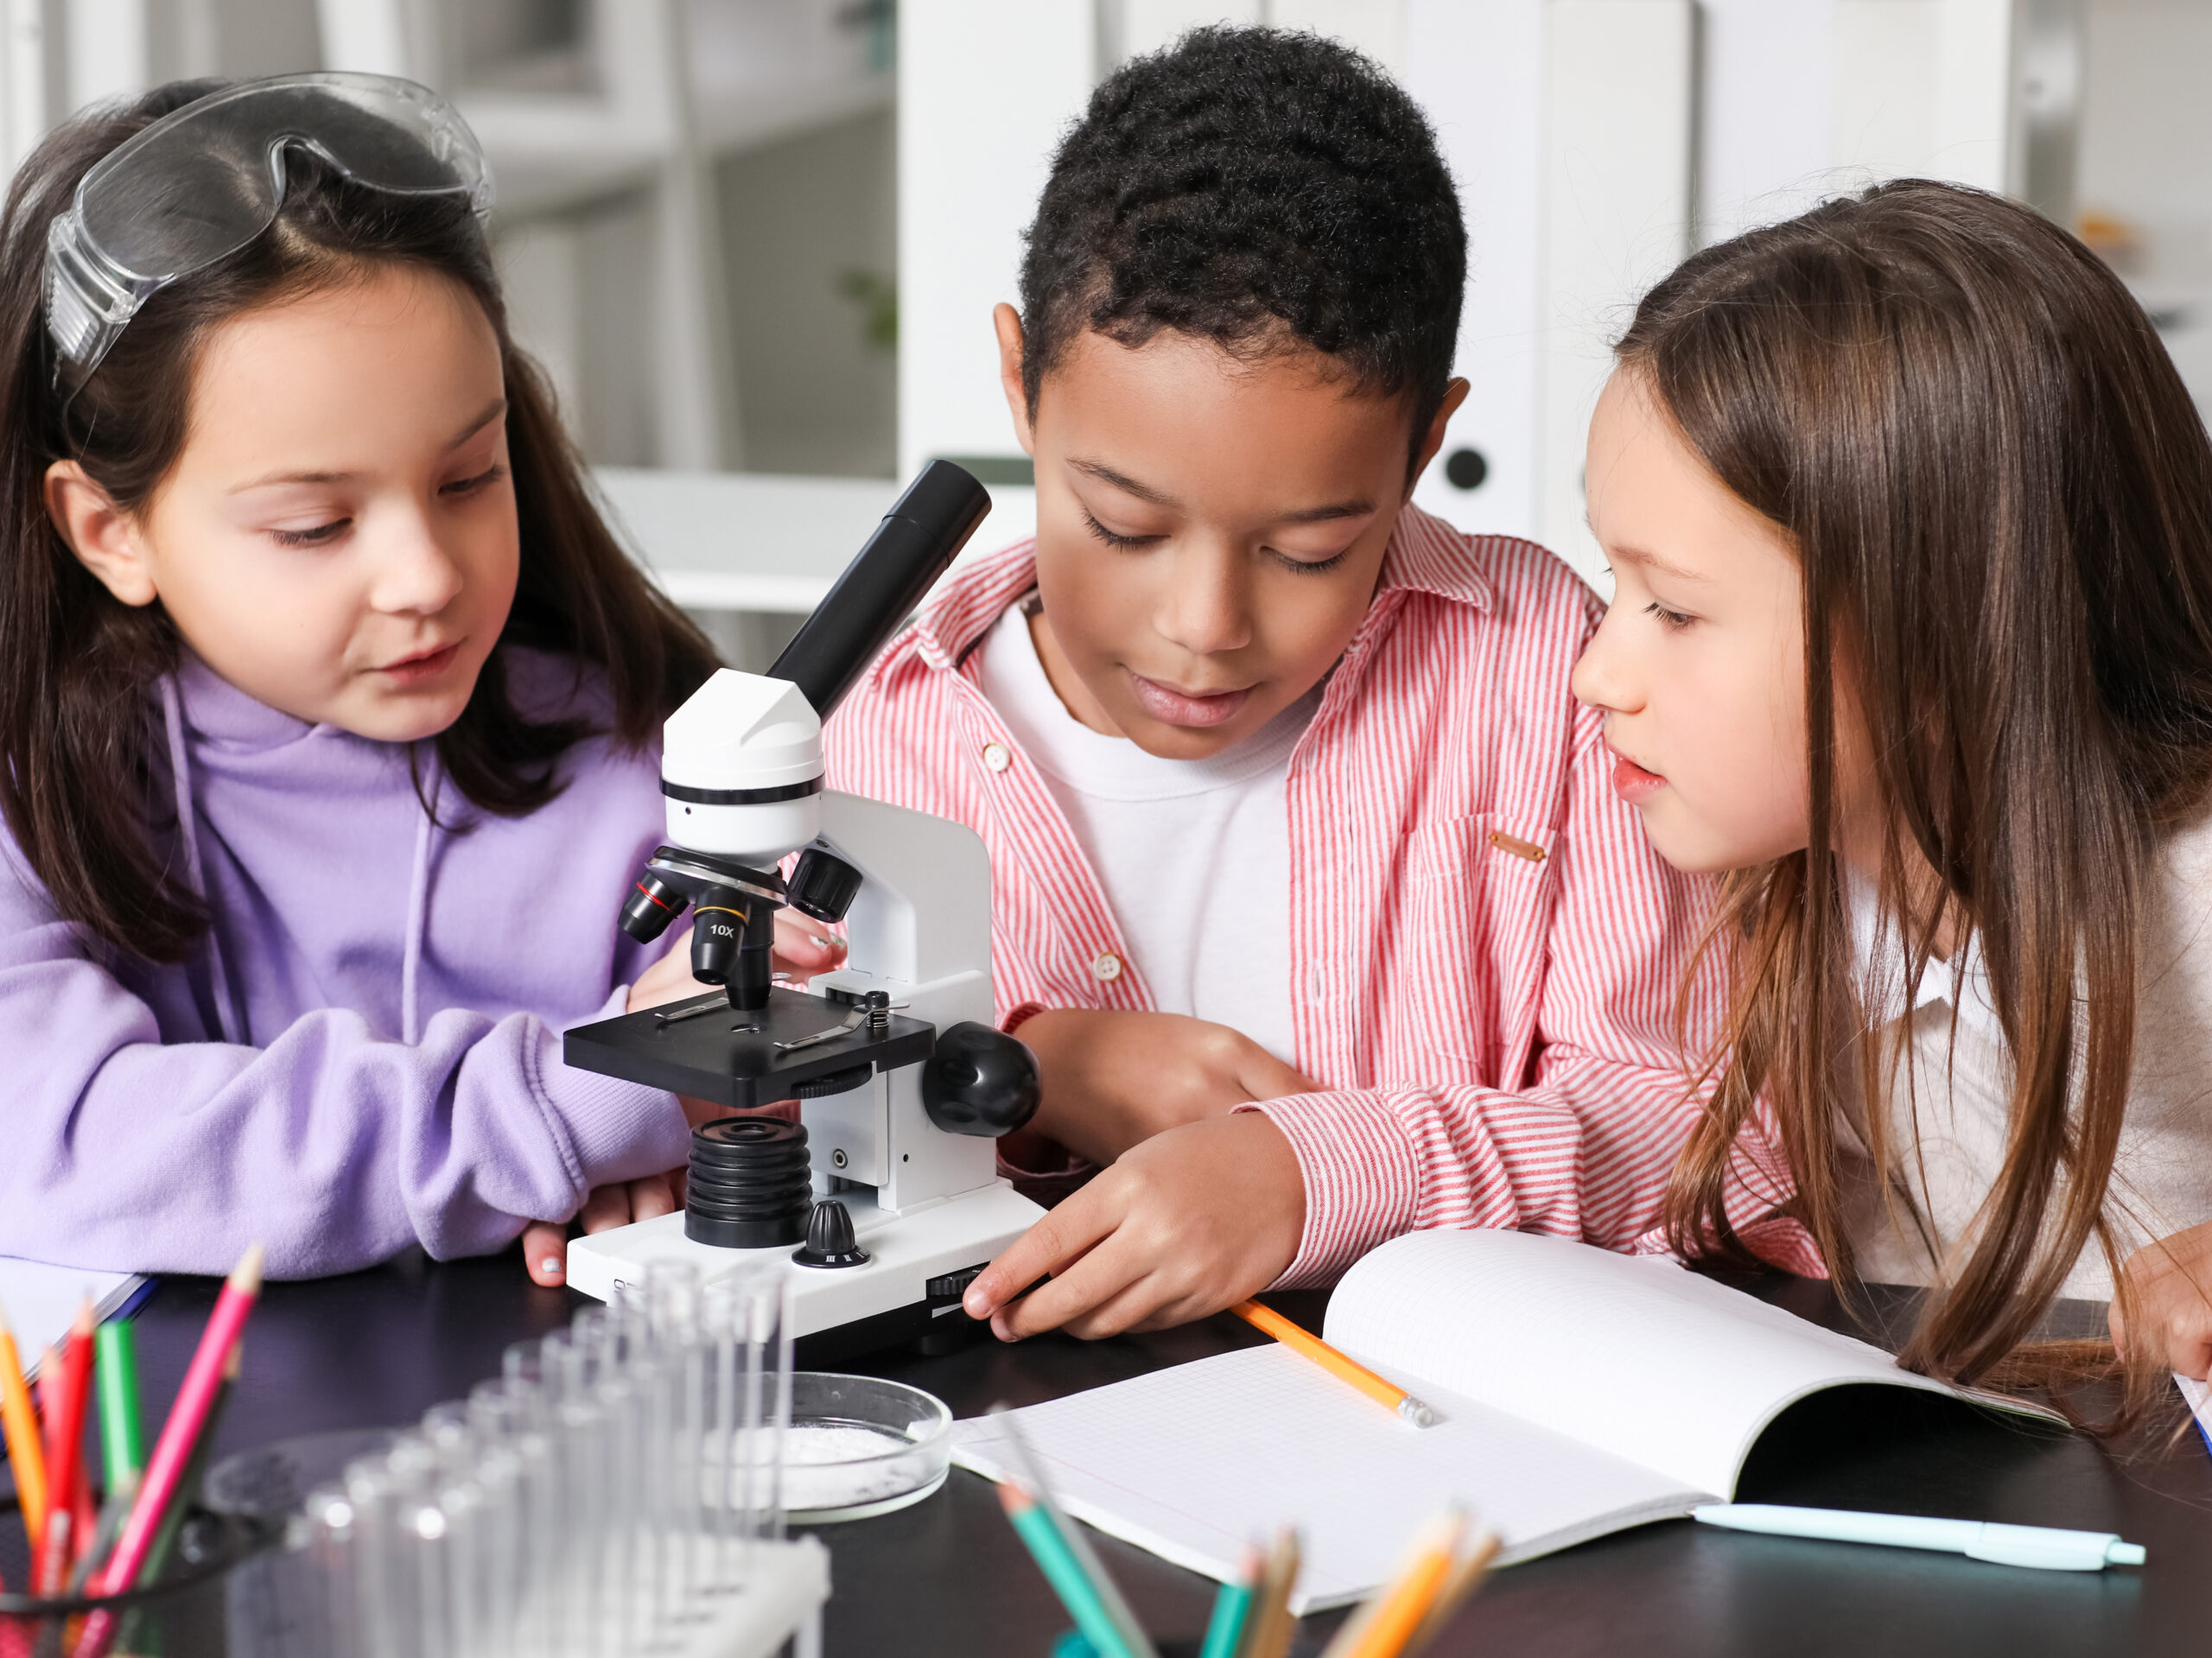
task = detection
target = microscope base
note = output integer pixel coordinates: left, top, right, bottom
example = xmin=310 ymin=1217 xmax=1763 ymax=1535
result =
xmin=564 ymin=1180 xmax=1046 ymax=1361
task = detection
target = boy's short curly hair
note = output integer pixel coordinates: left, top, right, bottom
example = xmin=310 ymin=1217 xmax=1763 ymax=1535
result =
xmin=1018 ymin=26 xmax=1465 ymax=463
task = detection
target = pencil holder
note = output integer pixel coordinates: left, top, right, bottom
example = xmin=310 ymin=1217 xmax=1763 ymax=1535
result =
xmin=0 ymin=1491 xmax=275 ymax=1655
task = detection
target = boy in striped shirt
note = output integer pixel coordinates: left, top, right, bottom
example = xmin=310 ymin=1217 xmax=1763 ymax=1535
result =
xmin=828 ymin=27 xmax=1725 ymax=1337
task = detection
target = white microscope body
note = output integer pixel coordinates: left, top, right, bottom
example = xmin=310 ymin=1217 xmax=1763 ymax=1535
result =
xmin=562 ymin=465 xmax=1046 ymax=1356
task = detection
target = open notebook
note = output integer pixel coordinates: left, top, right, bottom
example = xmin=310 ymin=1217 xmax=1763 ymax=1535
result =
xmin=952 ymin=1229 xmax=2057 ymax=1613
xmin=0 ymin=1257 xmax=147 ymax=1380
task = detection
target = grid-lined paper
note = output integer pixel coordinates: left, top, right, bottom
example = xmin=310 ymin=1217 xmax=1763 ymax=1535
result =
xmin=951 ymin=1344 xmax=1701 ymax=1613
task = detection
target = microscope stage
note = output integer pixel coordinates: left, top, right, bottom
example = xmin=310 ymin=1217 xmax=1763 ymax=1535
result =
xmin=564 ymin=984 xmax=936 ymax=1109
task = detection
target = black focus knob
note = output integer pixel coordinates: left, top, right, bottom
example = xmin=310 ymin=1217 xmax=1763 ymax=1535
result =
xmin=921 ymin=1022 xmax=1041 ymax=1137
xmin=791 ymin=1198 xmax=870 ymax=1268
xmin=786 ymin=848 xmax=863 ymax=924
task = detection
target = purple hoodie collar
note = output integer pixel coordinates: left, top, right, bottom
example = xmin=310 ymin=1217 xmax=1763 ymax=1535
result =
xmin=171 ymin=650 xmax=323 ymax=753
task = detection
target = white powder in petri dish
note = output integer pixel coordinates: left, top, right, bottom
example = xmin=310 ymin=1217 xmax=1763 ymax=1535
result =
xmin=779 ymin=1421 xmax=925 ymax=1513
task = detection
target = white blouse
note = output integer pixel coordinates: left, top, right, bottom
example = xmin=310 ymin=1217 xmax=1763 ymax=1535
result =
xmin=1839 ymin=816 xmax=2212 ymax=1300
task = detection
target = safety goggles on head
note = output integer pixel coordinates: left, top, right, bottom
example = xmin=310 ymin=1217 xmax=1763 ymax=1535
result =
xmin=45 ymin=71 xmax=493 ymax=395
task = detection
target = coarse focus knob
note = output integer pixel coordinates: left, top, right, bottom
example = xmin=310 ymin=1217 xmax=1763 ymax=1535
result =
xmin=785 ymin=847 xmax=863 ymax=924
xmin=791 ymin=1199 xmax=870 ymax=1269
xmin=920 ymin=1022 xmax=1041 ymax=1137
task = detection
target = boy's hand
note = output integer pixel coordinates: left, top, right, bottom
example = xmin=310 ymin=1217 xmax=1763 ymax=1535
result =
xmin=1019 ymin=1009 xmax=1317 ymax=1165
xmin=624 ymin=912 xmax=847 ymax=1014
xmin=2111 ymin=1220 xmax=2212 ymax=1380
xmin=963 ymin=1112 xmax=1306 ymax=1338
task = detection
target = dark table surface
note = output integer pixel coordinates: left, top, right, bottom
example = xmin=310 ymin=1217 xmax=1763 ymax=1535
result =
xmin=60 ymin=1248 xmax=2212 ymax=1657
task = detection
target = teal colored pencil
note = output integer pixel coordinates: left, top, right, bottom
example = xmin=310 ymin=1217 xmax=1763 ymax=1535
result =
xmin=1198 ymin=1564 xmax=1255 ymax=1658
xmin=999 ymin=1483 xmax=1140 ymax=1658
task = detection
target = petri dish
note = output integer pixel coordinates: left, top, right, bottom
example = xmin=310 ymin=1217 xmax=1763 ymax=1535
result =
xmin=780 ymin=1372 xmax=952 ymax=1524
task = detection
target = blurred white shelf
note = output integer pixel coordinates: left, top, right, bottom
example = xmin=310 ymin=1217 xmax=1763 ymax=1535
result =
xmin=594 ymin=467 xmax=1038 ymax=615
xmin=470 ymin=73 xmax=893 ymax=218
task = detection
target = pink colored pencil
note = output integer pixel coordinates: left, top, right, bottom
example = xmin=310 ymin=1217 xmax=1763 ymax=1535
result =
xmin=71 ymin=1243 xmax=263 ymax=1658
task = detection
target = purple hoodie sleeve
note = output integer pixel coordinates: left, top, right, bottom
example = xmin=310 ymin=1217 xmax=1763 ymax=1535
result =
xmin=0 ymin=873 xmax=693 ymax=1280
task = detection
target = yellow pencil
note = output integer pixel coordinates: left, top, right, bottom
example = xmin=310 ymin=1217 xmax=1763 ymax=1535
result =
xmin=1403 ymin=1533 xmax=1499 ymax=1656
xmin=1229 ymin=1302 xmax=1439 ymax=1427
xmin=0 ymin=1296 xmax=48 ymax=1559
xmin=1334 ymin=1509 xmax=1465 ymax=1658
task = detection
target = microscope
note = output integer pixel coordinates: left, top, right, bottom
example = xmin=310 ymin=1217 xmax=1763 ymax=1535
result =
xmin=563 ymin=462 xmax=1047 ymax=1358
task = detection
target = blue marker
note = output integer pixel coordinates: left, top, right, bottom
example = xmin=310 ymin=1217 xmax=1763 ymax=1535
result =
xmin=1693 ymin=1505 xmax=2146 ymax=1572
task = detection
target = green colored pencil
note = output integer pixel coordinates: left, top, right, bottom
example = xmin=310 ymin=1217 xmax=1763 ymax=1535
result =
xmin=94 ymin=1321 xmax=147 ymax=1486
xmin=999 ymin=1482 xmax=1140 ymax=1658
xmin=1198 ymin=1550 xmax=1258 ymax=1658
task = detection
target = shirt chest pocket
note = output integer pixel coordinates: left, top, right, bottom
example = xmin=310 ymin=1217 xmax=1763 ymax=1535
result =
xmin=1381 ymin=812 xmax=1555 ymax=1072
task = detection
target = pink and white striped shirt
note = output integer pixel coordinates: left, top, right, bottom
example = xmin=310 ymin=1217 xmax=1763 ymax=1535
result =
xmin=825 ymin=504 xmax=1766 ymax=1286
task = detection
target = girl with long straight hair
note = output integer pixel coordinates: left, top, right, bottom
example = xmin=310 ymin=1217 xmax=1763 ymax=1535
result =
xmin=1573 ymin=177 xmax=2212 ymax=1414
xmin=0 ymin=77 xmax=836 ymax=1280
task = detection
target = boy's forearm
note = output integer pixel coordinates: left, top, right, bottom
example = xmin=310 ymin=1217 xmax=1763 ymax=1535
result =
xmin=1247 ymin=1053 xmax=1700 ymax=1286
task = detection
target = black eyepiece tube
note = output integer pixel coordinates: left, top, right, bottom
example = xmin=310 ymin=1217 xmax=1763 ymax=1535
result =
xmin=766 ymin=460 xmax=990 ymax=717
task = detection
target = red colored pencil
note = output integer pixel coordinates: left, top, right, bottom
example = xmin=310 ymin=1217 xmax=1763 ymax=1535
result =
xmin=32 ymin=1302 xmax=94 ymax=1596
xmin=72 ymin=1243 xmax=263 ymax=1658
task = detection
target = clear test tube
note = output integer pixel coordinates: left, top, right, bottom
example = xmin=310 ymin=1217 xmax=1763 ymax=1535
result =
xmin=729 ymin=1267 xmax=792 ymax=1555
xmin=477 ymin=1380 xmax=556 ymax=1658
xmin=501 ymin=1337 xmax=543 ymax=1394
xmin=545 ymin=1331 xmax=613 ymax=1657
xmin=645 ymin=1260 xmax=706 ymax=1593
xmin=698 ymin=1274 xmax=742 ymax=1565
xmin=301 ymin=1482 xmax=360 ymax=1658
xmin=466 ymin=1380 xmax=537 ymax=1653
xmin=345 ymin=1439 xmax=432 ymax=1658
xmin=378 ymin=1434 xmax=455 ymax=1658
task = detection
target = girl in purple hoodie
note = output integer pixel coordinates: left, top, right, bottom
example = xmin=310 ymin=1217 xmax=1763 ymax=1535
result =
xmin=0 ymin=79 xmax=833 ymax=1280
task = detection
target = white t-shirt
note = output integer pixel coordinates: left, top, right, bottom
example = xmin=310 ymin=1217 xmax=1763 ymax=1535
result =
xmin=1840 ymin=818 xmax=2212 ymax=1299
xmin=977 ymin=599 xmax=1315 ymax=1064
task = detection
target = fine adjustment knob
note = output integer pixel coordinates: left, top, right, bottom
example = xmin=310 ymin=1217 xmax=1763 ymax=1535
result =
xmin=921 ymin=1022 xmax=1041 ymax=1137
xmin=791 ymin=1198 xmax=871 ymax=1269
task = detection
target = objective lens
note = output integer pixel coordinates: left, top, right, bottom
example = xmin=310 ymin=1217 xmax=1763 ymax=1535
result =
xmin=690 ymin=906 xmax=746 ymax=984
xmin=620 ymin=872 xmax=686 ymax=942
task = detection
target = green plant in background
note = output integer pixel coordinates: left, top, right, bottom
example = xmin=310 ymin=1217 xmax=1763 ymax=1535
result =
xmin=836 ymin=0 xmax=897 ymax=76
xmin=838 ymin=270 xmax=898 ymax=353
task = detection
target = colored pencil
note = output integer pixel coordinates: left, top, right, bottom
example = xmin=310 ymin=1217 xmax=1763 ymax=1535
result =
xmin=1228 ymin=1302 xmax=1439 ymax=1427
xmin=1198 ymin=1548 xmax=1260 ymax=1658
xmin=66 ymin=1471 xmax=140 ymax=1596
xmin=131 ymin=1342 xmax=239 ymax=1591
xmin=92 ymin=1324 xmax=144 ymax=1490
xmin=1236 ymin=1528 xmax=1301 ymax=1658
xmin=988 ymin=1407 xmax=1158 ymax=1658
xmin=1322 ymin=1509 xmax=1464 ymax=1658
xmin=1402 ymin=1532 xmax=1499 ymax=1656
xmin=105 ymin=1344 xmax=240 ymax=1658
xmin=74 ymin=1242 xmax=263 ymax=1658
xmin=0 ymin=1299 xmax=48 ymax=1560
xmin=32 ymin=1304 xmax=94 ymax=1596
xmin=999 ymin=1483 xmax=1141 ymax=1658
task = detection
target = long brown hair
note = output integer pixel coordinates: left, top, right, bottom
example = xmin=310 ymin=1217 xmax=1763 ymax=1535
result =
xmin=1632 ymin=180 xmax=2212 ymax=1407
xmin=0 ymin=82 xmax=718 ymax=963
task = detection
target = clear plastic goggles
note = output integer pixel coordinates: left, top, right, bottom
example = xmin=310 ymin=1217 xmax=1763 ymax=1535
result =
xmin=44 ymin=72 xmax=493 ymax=393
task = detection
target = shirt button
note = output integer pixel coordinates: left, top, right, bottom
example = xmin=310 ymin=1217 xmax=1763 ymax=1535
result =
xmin=1091 ymin=951 xmax=1122 ymax=982
xmin=981 ymin=742 xmax=1011 ymax=773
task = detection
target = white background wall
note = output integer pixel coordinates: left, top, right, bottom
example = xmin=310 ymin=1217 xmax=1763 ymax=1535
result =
xmin=898 ymin=0 xmax=2047 ymax=590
